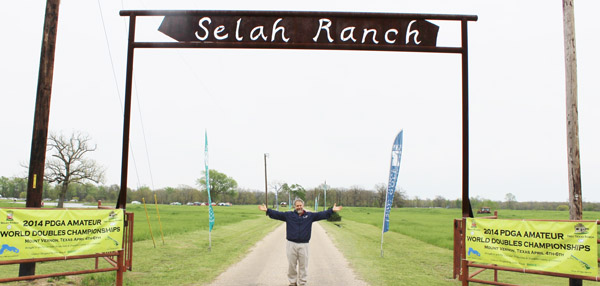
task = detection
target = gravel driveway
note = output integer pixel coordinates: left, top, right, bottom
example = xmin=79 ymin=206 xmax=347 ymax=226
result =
xmin=209 ymin=221 xmax=368 ymax=286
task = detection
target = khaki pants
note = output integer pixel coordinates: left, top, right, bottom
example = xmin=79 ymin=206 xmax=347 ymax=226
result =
xmin=286 ymin=240 xmax=309 ymax=285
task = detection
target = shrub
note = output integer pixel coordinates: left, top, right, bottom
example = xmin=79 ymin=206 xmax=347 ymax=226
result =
xmin=556 ymin=205 xmax=569 ymax=211
xmin=327 ymin=211 xmax=342 ymax=222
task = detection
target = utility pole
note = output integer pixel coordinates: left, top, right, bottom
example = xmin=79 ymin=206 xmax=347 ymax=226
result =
xmin=275 ymin=188 xmax=279 ymax=210
xmin=324 ymin=180 xmax=327 ymax=209
xmin=27 ymin=0 xmax=61 ymax=210
xmin=563 ymin=1 xmax=582 ymax=285
xmin=21 ymin=0 xmax=61 ymax=277
xmin=264 ymin=153 xmax=268 ymax=206
xmin=273 ymin=184 xmax=282 ymax=211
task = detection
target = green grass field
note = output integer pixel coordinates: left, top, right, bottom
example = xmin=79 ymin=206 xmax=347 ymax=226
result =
xmin=124 ymin=204 xmax=266 ymax=242
xmin=330 ymin=207 xmax=600 ymax=285
xmin=343 ymin=207 xmax=600 ymax=251
xmin=1 ymin=202 xmax=599 ymax=285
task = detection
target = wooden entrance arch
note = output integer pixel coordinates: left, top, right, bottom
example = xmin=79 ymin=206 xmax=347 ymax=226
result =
xmin=117 ymin=10 xmax=478 ymax=219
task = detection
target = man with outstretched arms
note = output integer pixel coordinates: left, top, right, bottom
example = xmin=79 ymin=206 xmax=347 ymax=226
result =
xmin=258 ymin=198 xmax=342 ymax=286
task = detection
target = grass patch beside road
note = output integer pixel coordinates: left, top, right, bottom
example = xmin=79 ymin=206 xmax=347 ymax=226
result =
xmin=326 ymin=208 xmax=600 ymax=285
xmin=339 ymin=207 xmax=461 ymax=250
xmin=320 ymin=219 xmax=461 ymax=286
xmin=0 ymin=205 xmax=280 ymax=285
xmin=340 ymin=207 xmax=600 ymax=251
xmin=126 ymin=204 xmax=265 ymax=242
xmin=320 ymin=219 xmax=592 ymax=285
xmin=2 ymin=203 xmax=600 ymax=285
xmin=105 ymin=216 xmax=281 ymax=285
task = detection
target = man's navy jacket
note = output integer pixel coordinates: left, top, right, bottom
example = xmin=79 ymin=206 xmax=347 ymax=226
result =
xmin=266 ymin=208 xmax=333 ymax=243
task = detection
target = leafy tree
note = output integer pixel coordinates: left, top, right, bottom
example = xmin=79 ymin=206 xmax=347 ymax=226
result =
xmin=433 ymin=195 xmax=446 ymax=208
xmin=0 ymin=177 xmax=27 ymax=198
xmin=164 ymin=187 xmax=177 ymax=203
xmin=130 ymin=186 xmax=154 ymax=203
xmin=392 ymin=188 xmax=407 ymax=208
xmin=0 ymin=176 xmax=8 ymax=197
xmin=454 ymin=199 xmax=461 ymax=209
xmin=282 ymin=183 xmax=305 ymax=201
xmin=44 ymin=132 xmax=104 ymax=208
xmin=178 ymin=185 xmax=201 ymax=203
xmin=196 ymin=169 xmax=238 ymax=202
xmin=413 ymin=196 xmax=421 ymax=208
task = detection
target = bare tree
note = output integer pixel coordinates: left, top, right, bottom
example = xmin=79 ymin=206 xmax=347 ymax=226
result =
xmin=269 ymin=181 xmax=284 ymax=208
xmin=375 ymin=183 xmax=386 ymax=208
xmin=505 ymin=193 xmax=517 ymax=210
xmin=45 ymin=132 xmax=104 ymax=208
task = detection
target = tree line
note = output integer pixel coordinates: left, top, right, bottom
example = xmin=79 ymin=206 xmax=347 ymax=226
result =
xmin=8 ymin=131 xmax=597 ymax=211
xmin=0 ymin=175 xmax=406 ymax=208
xmin=2 ymin=176 xmax=600 ymax=212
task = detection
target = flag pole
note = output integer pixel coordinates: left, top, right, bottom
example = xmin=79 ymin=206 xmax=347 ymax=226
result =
xmin=205 ymin=130 xmax=215 ymax=251
xmin=381 ymin=185 xmax=390 ymax=257
xmin=380 ymin=212 xmax=386 ymax=257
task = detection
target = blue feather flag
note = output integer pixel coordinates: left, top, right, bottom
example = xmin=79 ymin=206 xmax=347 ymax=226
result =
xmin=383 ymin=130 xmax=403 ymax=233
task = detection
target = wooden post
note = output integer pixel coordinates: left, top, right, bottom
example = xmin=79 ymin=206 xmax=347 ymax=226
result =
xmin=563 ymin=1 xmax=582 ymax=285
xmin=21 ymin=0 xmax=61 ymax=277
xmin=460 ymin=19 xmax=473 ymax=219
xmin=563 ymin=0 xmax=582 ymax=228
xmin=117 ymin=15 xmax=137 ymax=210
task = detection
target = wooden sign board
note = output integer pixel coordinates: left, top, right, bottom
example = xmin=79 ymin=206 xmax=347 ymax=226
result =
xmin=158 ymin=11 xmax=439 ymax=50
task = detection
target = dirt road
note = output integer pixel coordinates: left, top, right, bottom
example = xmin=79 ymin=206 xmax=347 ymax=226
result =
xmin=209 ymin=221 xmax=368 ymax=286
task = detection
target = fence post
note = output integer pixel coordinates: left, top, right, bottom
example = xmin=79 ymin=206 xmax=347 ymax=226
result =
xmin=461 ymin=259 xmax=469 ymax=286
xmin=453 ymin=219 xmax=461 ymax=279
xmin=116 ymin=250 xmax=124 ymax=286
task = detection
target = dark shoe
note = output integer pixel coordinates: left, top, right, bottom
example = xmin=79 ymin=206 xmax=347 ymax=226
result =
xmin=288 ymin=283 xmax=297 ymax=286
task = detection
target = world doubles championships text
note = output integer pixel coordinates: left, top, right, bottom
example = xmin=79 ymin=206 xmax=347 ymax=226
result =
xmin=0 ymin=226 xmax=121 ymax=237
xmin=467 ymin=236 xmax=591 ymax=252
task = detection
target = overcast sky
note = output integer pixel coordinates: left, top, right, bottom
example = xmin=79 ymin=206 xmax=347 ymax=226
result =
xmin=1 ymin=1 xmax=598 ymax=202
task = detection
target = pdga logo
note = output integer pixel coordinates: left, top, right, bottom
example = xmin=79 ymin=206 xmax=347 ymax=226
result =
xmin=107 ymin=210 xmax=118 ymax=221
xmin=6 ymin=211 xmax=13 ymax=222
xmin=574 ymin=223 xmax=589 ymax=234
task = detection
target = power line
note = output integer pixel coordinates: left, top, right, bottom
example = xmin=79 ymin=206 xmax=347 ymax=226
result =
xmin=126 ymin=0 xmax=155 ymax=191
xmin=96 ymin=0 xmax=143 ymax=188
xmin=133 ymin=78 xmax=156 ymax=190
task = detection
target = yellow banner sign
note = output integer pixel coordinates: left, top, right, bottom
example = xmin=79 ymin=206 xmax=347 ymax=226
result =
xmin=465 ymin=218 xmax=598 ymax=276
xmin=0 ymin=209 xmax=124 ymax=261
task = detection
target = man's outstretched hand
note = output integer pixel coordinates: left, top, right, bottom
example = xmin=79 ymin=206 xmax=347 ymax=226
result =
xmin=332 ymin=203 xmax=343 ymax=212
xmin=258 ymin=204 xmax=267 ymax=212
